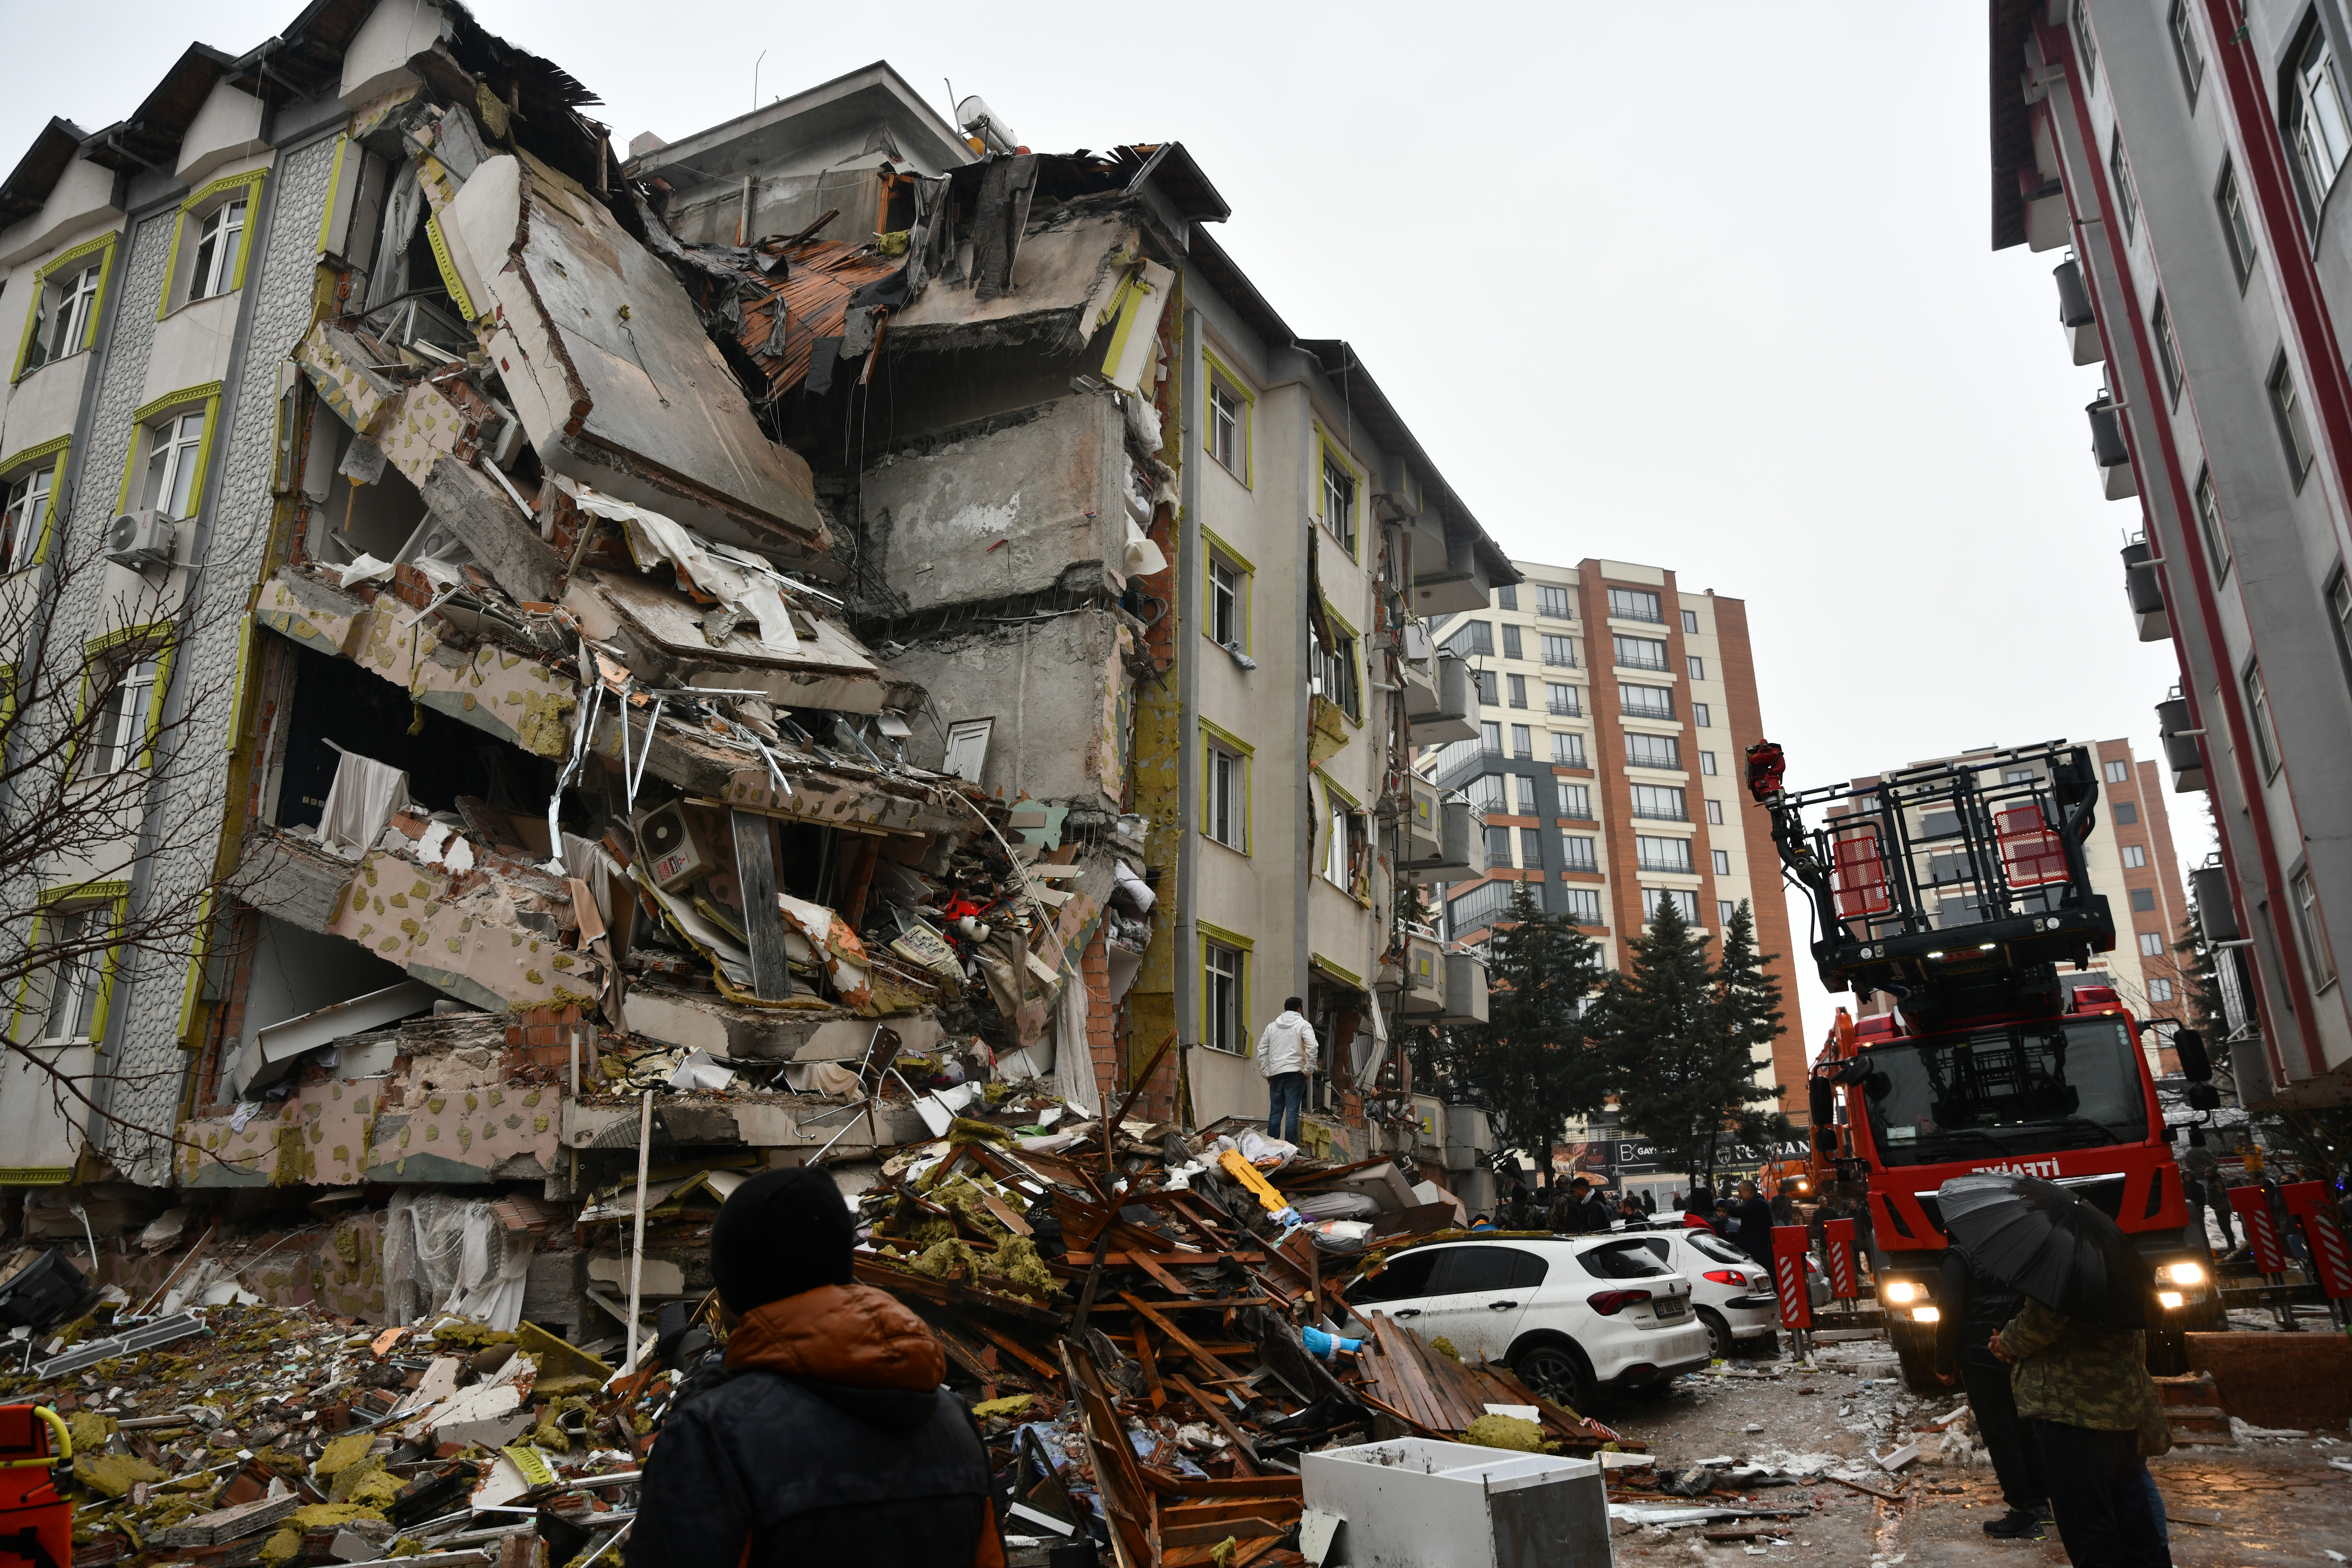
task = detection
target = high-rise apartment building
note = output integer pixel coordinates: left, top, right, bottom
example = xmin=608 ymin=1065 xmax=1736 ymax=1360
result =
xmin=1987 ymin=1 xmax=2352 ymax=1105
xmin=1418 ymin=559 xmax=1807 ymax=1119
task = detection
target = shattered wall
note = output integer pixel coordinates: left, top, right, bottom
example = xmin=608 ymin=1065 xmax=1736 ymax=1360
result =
xmin=888 ymin=610 xmax=1133 ymax=808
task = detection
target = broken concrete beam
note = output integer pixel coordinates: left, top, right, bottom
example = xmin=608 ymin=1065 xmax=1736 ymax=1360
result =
xmin=329 ymin=849 xmax=599 ymax=1014
xmin=420 ymin=456 xmax=564 ymax=604
xmin=560 ymin=1093 xmax=928 ymax=1153
xmin=620 ymin=989 xmax=942 ymax=1061
xmin=235 ymin=826 xmax=365 ymax=934
xmin=294 ymin=322 xmax=479 ymax=489
xmin=886 ymin=609 xmax=1133 ymax=806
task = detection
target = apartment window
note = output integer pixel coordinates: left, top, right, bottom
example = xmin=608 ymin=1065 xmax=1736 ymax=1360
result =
xmin=1630 ymin=784 xmax=1687 ymax=821
xmin=2153 ymin=295 xmax=2184 ymax=406
xmin=23 ymin=261 xmax=103 ymax=373
xmin=2110 ymin=130 xmax=2139 ymax=240
xmin=1558 ymin=781 xmax=1593 ymax=820
xmin=0 ymin=464 xmax=55 ymax=573
xmin=2122 ymin=844 xmax=2150 ymax=869
xmin=1206 ymin=744 xmax=1246 ymax=849
xmin=143 ymin=409 xmax=209 ymax=520
xmin=187 ymin=197 xmax=248 ymax=304
xmin=1209 ymin=554 xmax=1244 ymax=648
xmin=2074 ymin=0 xmax=2098 ymax=85
xmin=1468 ymin=772 xmax=1507 ymax=812
xmin=2290 ymin=22 xmax=2352 ymax=212
xmin=2139 ymin=931 xmax=2166 ymax=958
xmin=1563 ymin=887 xmax=1603 ymax=926
xmin=1644 ymin=887 xmax=1700 ymax=923
xmin=1324 ymin=797 xmax=1366 ymax=892
xmin=88 ymin=650 xmax=160 ymax=776
xmin=1506 ymin=674 xmax=1527 ymax=709
xmin=1692 ymin=702 xmax=1711 ymax=728
xmin=1609 ymin=587 xmax=1663 ymax=623
xmin=2150 ymin=976 xmax=2176 ymax=1002
xmin=2331 ymin=569 xmax=2352 ymax=694
xmin=1204 ymin=944 xmax=1244 ymax=1054
xmin=1625 ymin=732 xmax=1680 ymax=770
xmin=1446 ymin=620 xmax=1495 ymax=658
xmin=1718 ymin=899 xmax=1737 ymax=926
xmin=2169 ymin=0 xmax=2206 ymax=99
xmin=1681 ymin=609 xmax=1700 ymax=634
xmin=2246 ymin=660 xmax=2283 ymax=778
xmin=36 ymin=906 xmax=112 ymax=1045
xmin=1473 ymin=669 xmax=1498 ymax=707
xmin=1510 ymin=724 xmax=1532 ymax=759
xmin=1321 ymin=454 xmax=1358 ymax=553
xmin=2195 ymin=468 xmax=2232 ymax=582
xmin=1501 ymin=624 xmax=1523 ymax=661
xmin=1620 ymin=683 xmax=1675 ymax=720
xmin=1686 ymin=655 xmax=1705 ymax=681
xmin=1712 ymin=849 xmax=1732 ymax=876
xmin=2125 ymin=888 xmax=2157 ymax=915
xmin=1546 ymin=682 xmax=1579 ymax=716
xmin=2217 ymin=161 xmax=2258 ymax=285
xmin=1517 ymin=774 xmax=1541 ymax=814
xmin=1637 ymin=835 xmax=1692 ymax=873
xmin=1701 ymin=751 xmax=1721 ymax=776
xmin=1540 ymin=634 xmax=1576 ymax=668
xmin=1518 ymin=827 xmax=1544 ymax=869
xmin=1479 ymin=719 xmax=1502 ymax=754
xmin=1552 ymin=731 xmax=1585 ymax=767
xmin=2115 ymin=800 xmax=2139 ymax=825
xmin=1313 ymin=626 xmax=1360 ymax=721
xmin=1537 ymin=585 xmax=1572 ymax=619
xmin=1613 ymin=635 xmax=1669 ymax=671
xmin=1562 ymin=833 xmax=1597 ymax=872
xmin=1495 ymin=585 xmax=1518 ymax=612
xmin=1209 ymin=377 xmax=1248 ymax=478
xmin=1706 ymin=798 xmax=1724 ymax=825
xmin=2292 ymin=865 xmax=2338 ymax=988
xmin=1485 ymin=825 xmax=1514 ymax=868
xmin=2102 ymin=759 xmax=2131 ymax=784
xmin=2269 ymin=354 xmax=2316 ymax=487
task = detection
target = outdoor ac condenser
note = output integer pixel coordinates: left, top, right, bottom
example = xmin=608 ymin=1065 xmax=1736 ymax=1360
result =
xmin=104 ymin=509 xmax=174 ymax=570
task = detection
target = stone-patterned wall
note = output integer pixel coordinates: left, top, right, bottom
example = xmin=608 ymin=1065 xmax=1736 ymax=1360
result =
xmin=90 ymin=133 xmax=341 ymax=1183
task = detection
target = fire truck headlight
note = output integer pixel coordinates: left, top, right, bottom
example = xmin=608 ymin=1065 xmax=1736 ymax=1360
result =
xmin=2164 ymin=1262 xmax=2205 ymax=1286
xmin=2157 ymin=1290 xmax=2184 ymax=1309
xmin=1911 ymin=1306 xmax=1941 ymax=1323
xmin=1883 ymin=1280 xmax=1920 ymax=1304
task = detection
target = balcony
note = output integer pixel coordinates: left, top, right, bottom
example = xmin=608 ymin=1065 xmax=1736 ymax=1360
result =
xmin=1404 ymin=651 xmax=1476 ymax=745
xmin=2087 ymin=398 xmax=2137 ymax=501
xmin=2019 ymin=168 xmax=2068 ymax=252
xmin=1547 ymin=694 xmax=1581 ymax=718
xmin=2156 ymin=693 xmax=2205 ymax=793
xmin=1405 ymin=779 xmax=1443 ymax=862
xmin=2055 ymin=259 xmax=2102 ymax=366
xmin=1400 ymin=799 xmax=1486 ymax=884
xmin=1399 ymin=930 xmax=1445 ymax=1016
xmin=1441 ymin=951 xmax=1489 ymax=1024
xmin=1410 ymin=518 xmax=1494 ymax=618
xmin=2191 ymin=863 xmax=2238 ymax=944
xmin=2121 ymin=540 xmax=2168 ymax=642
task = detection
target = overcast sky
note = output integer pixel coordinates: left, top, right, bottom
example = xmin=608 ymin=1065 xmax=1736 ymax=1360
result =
xmin=9 ymin=2 xmax=2203 ymax=1053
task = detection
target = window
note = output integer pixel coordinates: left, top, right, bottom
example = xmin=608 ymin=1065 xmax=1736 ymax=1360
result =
xmin=1692 ymin=701 xmax=1711 ymax=727
xmin=2109 ymin=130 xmax=2139 ymax=240
xmin=1538 ymin=585 xmax=1572 ymax=619
xmin=1506 ymin=673 xmax=1527 ymax=709
xmin=0 ymin=464 xmax=55 ymax=572
xmin=1609 ymin=587 xmax=1663 ymax=623
xmin=22 ymin=261 xmax=103 ymax=374
xmin=1468 ymin=773 xmax=1507 ymax=812
xmin=2289 ymin=23 xmax=2352 ymax=211
xmin=1562 ymin=833 xmax=1596 ymax=872
xmin=1479 ymin=720 xmax=1502 ymax=754
xmin=2153 ymin=294 xmax=2184 ymax=406
xmin=2332 ymin=570 xmax=2352 ymax=694
xmin=1625 ymin=732 xmax=1680 ymax=770
xmin=1205 ymin=944 xmax=1244 ymax=1054
xmin=1473 ymin=669 xmax=1498 ymax=707
xmin=1699 ymin=751 xmax=1718 ymax=776
xmin=1681 ymin=609 xmax=1700 ymax=634
xmin=187 ymin=198 xmax=248 ymax=304
xmin=1706 ymin=798 xmax=1724 ymax=825
xmin=1636 ymin=835 xmax=1692 ymax=873
xmin=1209 ymin=554 xmax=1244 ymax=647
xmin=1510 ymin=724 xmax=1532 ymax=759
xmin=2115 ymin=800 xmax=2139 ymax=825
xmin=1546 ymin=682 xmax=1579 ymax=716
xmin=1540 ymin=634 xmax=1576 ymax=667
xmin=1552 ymin=731 xmax=1585 ymax=767
xmin=2169 ymin=0 xmax=2206 ymax=99
xmin=1501 ymin=625 xmax=1523 ymax=661
xmin=1613 ymin=635 xmax=1669 ymax=671
xmin=1516 ymin=774 xmax=1541 ymax=813
xmin=2195 ymin=468 xmax=2232 ymax=582
xmin=1558 ymin=781 xmax=1593 ymax=819
xmin=1519 ymin=826 xmax=1544 ymax=869
xmin=1445 ymin=620 xmax=1495 ymax=658
xmin=2149 ymin=976 xmax=2176 ymax=1002
xmin=1644 ymin=887 xmax=1700 ymax=923
xmin=2005 ymin=767 xmax=2037 ymax=784
xmin=88 ymin=650 xmax=160 ymax=776
xmin=2074 ymin=0 xmax=2098 ymax=85
xmin=2217 ymin=161 xmax=2257 ymax=286
xmin=143 ymin=409 xmax=208 ymax=520
xmin=2246 ymin=660 xmax=2282 ymax=778
xmin=37 ymin=906 xmax=112 ymax=1045
xmin=1313 ymin=626 xmax=1360 ymax=721
xmin=1495 ymin=585 xmax=1518 ymax=612
xmin=1718 ymin=899 xmax=1737 ymax=926
xmin=2292 ymin=865 xmax=2337 ymax=988
xmin=2122 ymin=844 xmax=2149 ymax=869
xmin=2139 ymin=931 xmax=2166 ymax=958
xmin=2103 ymin=759 xmax=2131 ymax=784
xmin=1563 ymin=887 xmax=1603 ymax=925
xmin=1713 ymin=848 xmax=1731 ymax=876
xmin=1620 ymin=684 xmax=1675 ymax=720
xmin=1324 ymin=796 xmax=1367 ymax=893
xmin=1485 ymin=825 xmax=1514 ymax=868
xmin=1684 ymin=655 xmax=1704 ymax=681
xmin=1208 ymin=376 xmax=1248 ymax=479
xmin=1320 ymin=454 xmax=1357 ymax=553
xmin=1630 ymin=784 xmax=1687 ymax=821
xmin=1206 ymin=743 xmax=1246 ymax=849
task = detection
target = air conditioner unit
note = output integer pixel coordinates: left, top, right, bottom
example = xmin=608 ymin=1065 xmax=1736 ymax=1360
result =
xmin=104 ymin=510 xmax=174 ymax=571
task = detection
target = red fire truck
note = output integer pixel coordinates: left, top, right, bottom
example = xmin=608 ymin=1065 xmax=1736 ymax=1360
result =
xmin=1747 ymin=740 xmax=2222 ymax=1391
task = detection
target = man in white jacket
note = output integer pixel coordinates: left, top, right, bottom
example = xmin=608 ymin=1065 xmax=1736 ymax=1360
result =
xmin=1256 ymin=998 xmax=1316 ymax=1143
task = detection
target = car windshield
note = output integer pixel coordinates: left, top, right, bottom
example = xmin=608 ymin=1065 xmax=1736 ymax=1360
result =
xmin=1855 ymin=1016 xmax=2147 ymax=1168
xmin=1577 ymin=1239 xmax=1675 ymax=1280
xmin=1683 ymin=1233 xmax=1752 ymax=1266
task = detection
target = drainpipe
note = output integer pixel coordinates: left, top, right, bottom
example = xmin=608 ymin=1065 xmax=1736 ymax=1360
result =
xmin=1176 ymin=308 xmax=1203 ymax=1060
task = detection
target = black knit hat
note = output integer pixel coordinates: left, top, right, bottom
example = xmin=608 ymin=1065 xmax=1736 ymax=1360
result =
xmin=709 ymin=1167 xmax=858 ymax=1314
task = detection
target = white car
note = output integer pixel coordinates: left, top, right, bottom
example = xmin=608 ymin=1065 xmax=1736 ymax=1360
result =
xmin=1342 ymin=1234 xmax=1711 ymax=1411
xmin=1630 ymin=1227 xmax=1781 ymax=1359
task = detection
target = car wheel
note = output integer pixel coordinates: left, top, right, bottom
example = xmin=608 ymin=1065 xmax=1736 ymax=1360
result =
xmin=1697 ymin=1308 xmax=1734 ymax=1361
xmin=1512 ymin=1340 xmax=1595 ymax=1415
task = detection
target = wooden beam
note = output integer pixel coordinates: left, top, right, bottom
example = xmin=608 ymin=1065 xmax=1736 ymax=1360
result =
xmin=1121 ymin=1295 xmax=1240 ymax=1382
xmin=730 ymin=810 xmax=792 ymax=1000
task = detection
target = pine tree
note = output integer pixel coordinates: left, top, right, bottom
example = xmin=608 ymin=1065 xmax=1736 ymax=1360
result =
xmin=1431 ymin=884 xmax=1608 ymax=1194
xmin=1713 ymin=901 xmax=1794 ymax=1156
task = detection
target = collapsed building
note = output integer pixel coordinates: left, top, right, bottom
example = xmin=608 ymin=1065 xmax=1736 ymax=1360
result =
xmin=0 ymin=3 xmax=1517 ymax=1335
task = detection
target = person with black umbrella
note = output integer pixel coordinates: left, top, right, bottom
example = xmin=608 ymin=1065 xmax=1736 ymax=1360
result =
xmin=1940 ymin=1173 xmax=2173 ymax=1568
xmin=1932 ymin=1244 xmax=2049 ymax=1538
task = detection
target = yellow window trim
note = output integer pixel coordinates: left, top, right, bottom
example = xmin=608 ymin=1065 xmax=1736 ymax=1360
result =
xmin=1201 ymin=346 xmax=1255 ymax=489
xmin=0 ymin=1168 xmax=73 ymax=1185
xmin=157 ymin=168 xmax=269 ymax=322
xmin=11 ymin=229 xmax=121 ymax=382
xmin=1310 ymin=951 xmax=1365 ymax=991
xmin=424 ymin=212 xmax=480 ymax=323
xmin=0 ymin=434 xmax=73 ymax=565
xmin=71 ymin=622 xmax=177 ymax=774
xmin=1200 ymin=719 xmax=1253 ymax=854
xmin=1200 ymin=925 xmax=1251 ymax=1059
xmin=175 ymin=888 xmax=217 ymax=1048
xmin=9 ymin=880 xmax=133 ymax=1046
xmin=1316 ymin=594 xmax=1365 ymax=727
xmin=1198 ymin=920 xmax=1256 ymax=952
xmin=1320 ymin=771 xmax=1364 ymax=811
xmin=1313 ymin=425 xmax=1367 ymax=563
xmin=115 ymin=382 xmax=226 ymax=518
xmin=1201 ymin=525 xmax=1255 ymax=654
xmin=316 ymin=133 xmax=351 ymax=254
xmin=1096 ymin=264 xmax=1157 ymax=381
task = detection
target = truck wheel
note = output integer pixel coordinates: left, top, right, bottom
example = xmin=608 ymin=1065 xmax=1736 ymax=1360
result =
xmin=1889 ymin=1320 xmax=1943 ymax=1394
